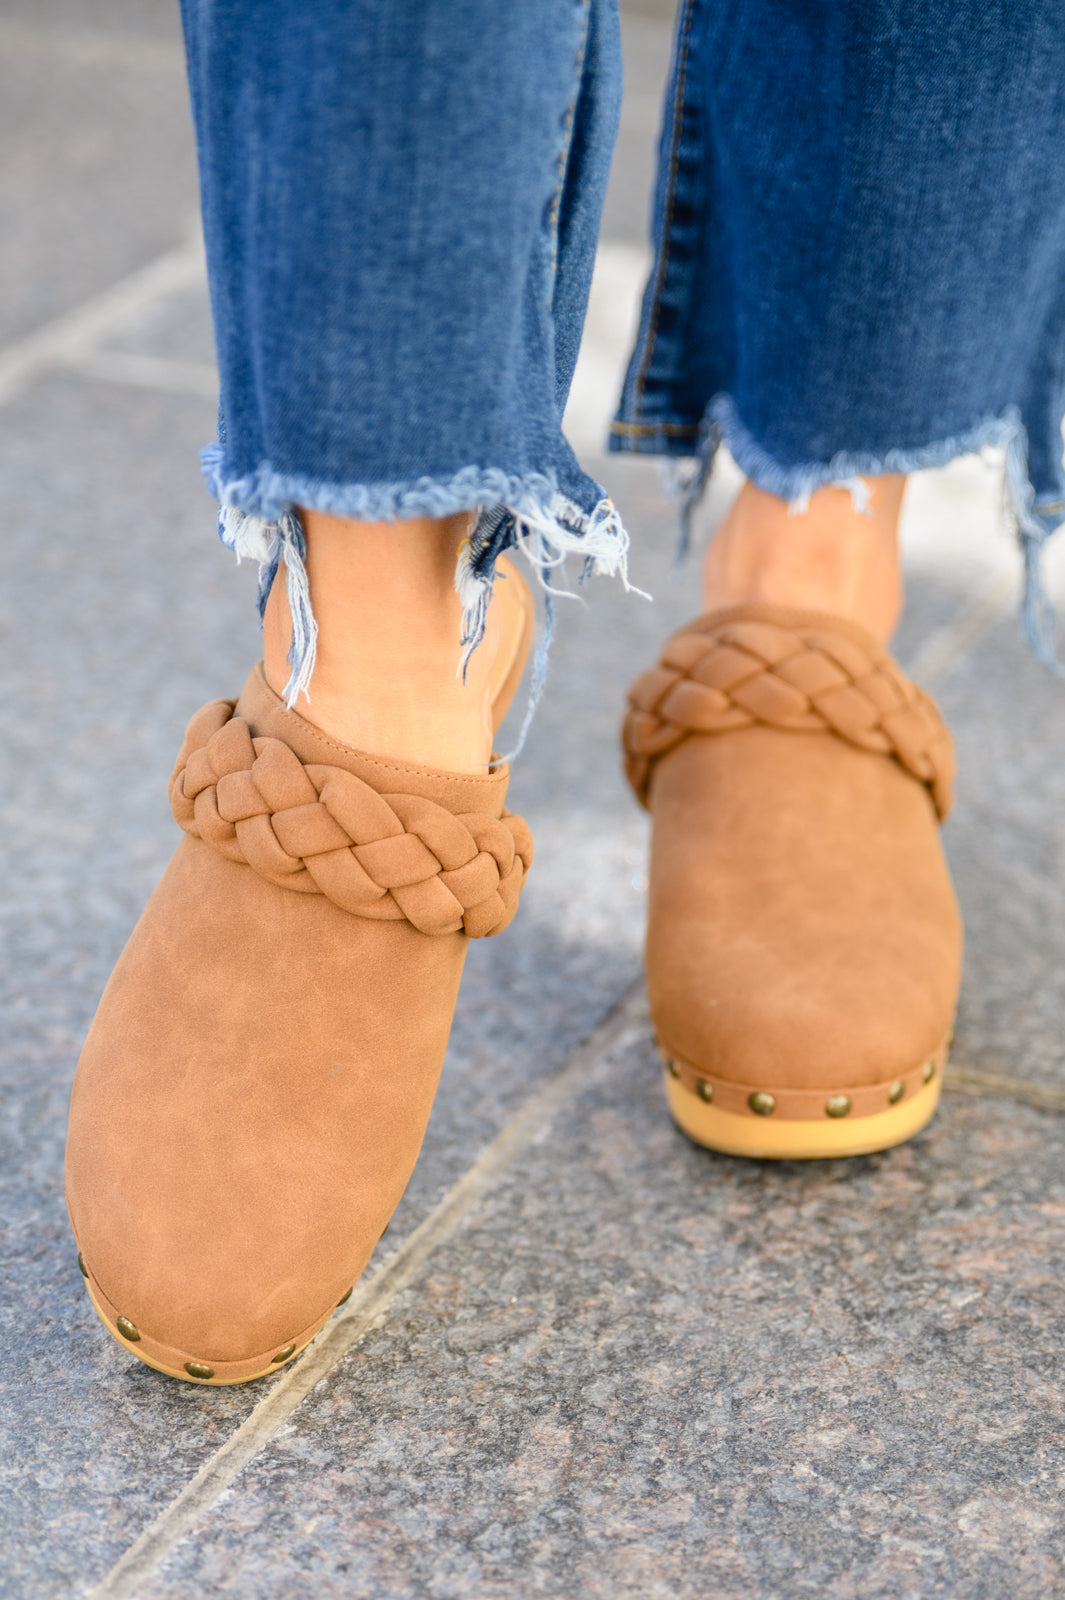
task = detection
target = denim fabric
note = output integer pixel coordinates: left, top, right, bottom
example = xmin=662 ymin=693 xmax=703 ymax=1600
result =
xmin=612 ymin=0 xmax=1065 ymax=658
xmin=182 ymin=0 xmax=1065 ymax=697
xmin=179 ymin=0 xmax=625 ymax=703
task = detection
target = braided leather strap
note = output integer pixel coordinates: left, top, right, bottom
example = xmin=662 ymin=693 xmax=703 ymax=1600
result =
xmin=169 ymin=701 xmax=533 ymax=938
xmin=623 ymin=615 xmax=955 ymax=818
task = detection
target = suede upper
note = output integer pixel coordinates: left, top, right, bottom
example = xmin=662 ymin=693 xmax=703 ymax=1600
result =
xmin=66 ymin=666 xmax=531 ymax=1377
xmin=624 ymin=605 xmax=963 ymax=1100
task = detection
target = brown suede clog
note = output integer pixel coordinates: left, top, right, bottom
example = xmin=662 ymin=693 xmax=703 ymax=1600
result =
xmin=66 ymin=564 xmax=534 ymax=1384
xmin=623 ymin=604 xmax=962 ymax=1159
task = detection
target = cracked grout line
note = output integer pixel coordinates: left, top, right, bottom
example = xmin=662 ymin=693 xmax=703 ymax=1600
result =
xmin=0 ymin=233 xmax=206 ymax=407
xmin=86 ymin=981 xmax=648 ymax=1600
xmin=944 ymin=1062 xmax=1065 ymax=1113
xmin=901 ymin=568 xmax=1017 ymax=689
xmin=0 ymin=19 xmax=183 ymax=74
xmin=64 ymin=350 xmax=218 ymax=400
xmin=62 ymin=980 xmax=1065 ymax=1598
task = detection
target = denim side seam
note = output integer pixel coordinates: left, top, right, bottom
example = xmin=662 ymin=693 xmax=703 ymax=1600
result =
xmin=684 ymin=393 xmax=1065 ymax=673
xmin=204 ymin=446 xmax=634 ymax=714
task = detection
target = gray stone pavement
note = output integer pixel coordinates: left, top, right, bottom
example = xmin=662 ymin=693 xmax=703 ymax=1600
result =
xmin=3 ymin=3 xmax=1065 ymax=1596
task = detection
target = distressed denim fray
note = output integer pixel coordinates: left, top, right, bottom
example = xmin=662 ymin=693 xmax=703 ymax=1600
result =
xmin=179 ymin=0 xmax=625 ymax=705
xmin=612 ymin=0 xmax=1065 ymax=661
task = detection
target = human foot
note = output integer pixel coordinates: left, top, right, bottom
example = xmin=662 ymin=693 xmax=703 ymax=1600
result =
xmin=702 ymin=476 xmax=906 ymax=643
xmin=66 ymin=535 xmax=535 ymax=1383
xmin=264 ymin=510 xmax=528 ymax=773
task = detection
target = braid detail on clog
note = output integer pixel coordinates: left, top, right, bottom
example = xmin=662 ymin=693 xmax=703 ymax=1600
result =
xmin=170 ymin=701 xmax=532 ymax=938
xmin=623 ymin=614 xmax=954 ymax=818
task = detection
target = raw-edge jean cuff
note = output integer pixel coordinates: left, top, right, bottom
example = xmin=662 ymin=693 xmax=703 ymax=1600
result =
xmin=669 ymin=394 xmax=1065 ymax=674
xmin=201 ymin=445 xmax=639 ymax=758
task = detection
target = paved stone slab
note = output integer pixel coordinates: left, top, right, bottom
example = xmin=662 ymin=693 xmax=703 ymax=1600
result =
xmin=5 ymin=0 xmax=1065 ymax=1595
xmin=135 ymin=1031 xmax=1065 ymax=1600
xmin=6 ymin=270 xmax=1063 ymax=1600
xmin=0 ymin=375 xmax=266 ymax=1599
xmin=98 ymin=282 xmax=217 ymax=371
xmin=932 ymin=611 xmax=1065 ymax=1093
xmin=600 ymin=9 xmax=675 ymax=249
xmin=0 ymin=324 xmax=676 ymax=1598
xmin=0 ymin=366 xmax=656 ymax=1595
xmin=0 ymin=7 xmax=680 ymax=1586
xmin=0 ymin=9 xmax=194 ymax=345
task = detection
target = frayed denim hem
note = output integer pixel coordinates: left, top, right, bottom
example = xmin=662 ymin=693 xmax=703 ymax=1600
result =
xmin=202 ymin=445 xmax=638 ymax=741
xmin=673 ymin=395 xmax=1065 ymax=674
xmin=457 ymin=493 xmax=646 ymax=759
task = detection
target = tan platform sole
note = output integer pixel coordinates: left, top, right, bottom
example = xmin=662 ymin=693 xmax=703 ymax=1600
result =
xmin=663 ymin=1056 xmax=945 ymax=1159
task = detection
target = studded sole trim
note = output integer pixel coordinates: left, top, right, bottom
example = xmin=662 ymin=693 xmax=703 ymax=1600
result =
xmin=79 ymin=1264 xmax=337 ymax=1386
xmin=85 ymin=1282 xmax=314 ymax=1384
xmin=660 ymin=1037 xmax=950 ymax=1122
xmin=662 ymin=1060 xmax=945 ymax=1159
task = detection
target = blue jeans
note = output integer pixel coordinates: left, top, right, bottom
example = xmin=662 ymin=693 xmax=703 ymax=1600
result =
xmin=179 ymin=0 xmax=1065 ymax=699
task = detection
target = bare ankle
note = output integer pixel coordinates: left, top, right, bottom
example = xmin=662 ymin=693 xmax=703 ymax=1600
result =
xmin=263 ymin=509 xmax=500 ymax=773
xmin=702 ymin=476 xmax=905 ymax=643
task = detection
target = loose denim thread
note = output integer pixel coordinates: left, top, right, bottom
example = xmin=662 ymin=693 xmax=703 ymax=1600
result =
xmin=277 ymin=512 xmax=317 ymax=704
xmin=456 ymin=490 xmax=646 ymax=762
xmin=1004 ymin=427 xmax=1065 ymax=673
xmin=677 ymin=394 xmax=1064 ymax=670
xmin=454 ymin=508 xmax=509 ymax=687
xmin=219 ymin=505 xmax=318 ymax=704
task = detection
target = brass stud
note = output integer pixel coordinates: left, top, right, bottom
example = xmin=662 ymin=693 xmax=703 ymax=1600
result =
xmin=923 ymin=1060 xmax=936 ymax=1084
xmin=184 ymin=1361 xmax=215 ymax=1380
xmin=749 ymin=1091 xmax=776 ymax=1117
xmin=825 ymin=1095 xmax=852 ymax=1119
xmin=888 ymin=1080 xmax=906 ymax=1105
xmin=336 ymin=1287 xmax=353 ymax=1307
xmin=272 ymin=1344 xmax=297 ymax=1364
xmin=696 ymin=1078 xmax=713 ymax=1104
xmin=116 ymin=1316 xmax=141 ymax=1343
xmin=666 ymin=1057 xmax=680 ymax=1079
xmin=77 ymin=1252 xmax=89 ymax=1278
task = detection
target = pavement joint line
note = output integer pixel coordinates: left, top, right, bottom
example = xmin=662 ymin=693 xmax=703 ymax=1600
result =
xmin=901 ymin=568 xmax=1017 ymax=688
xmin=944 ymin=1062 xmax=1065 ymax=1112
xmin=64 ymin=349 xmax=218 ymax=400
xmin=86 ymin=980 xmax=648 ymax=1600
xmin=0 ymin=234 xmax=206 ymax=407
xmin=0 ymin=19 xmax=183 ymax=73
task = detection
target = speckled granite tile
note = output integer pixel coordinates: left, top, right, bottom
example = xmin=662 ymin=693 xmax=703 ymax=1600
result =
xmin=136 ymin=1033 xmax=1065 ymax=1600
xmin=2 ymin=0 xmax=184 ymax=42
